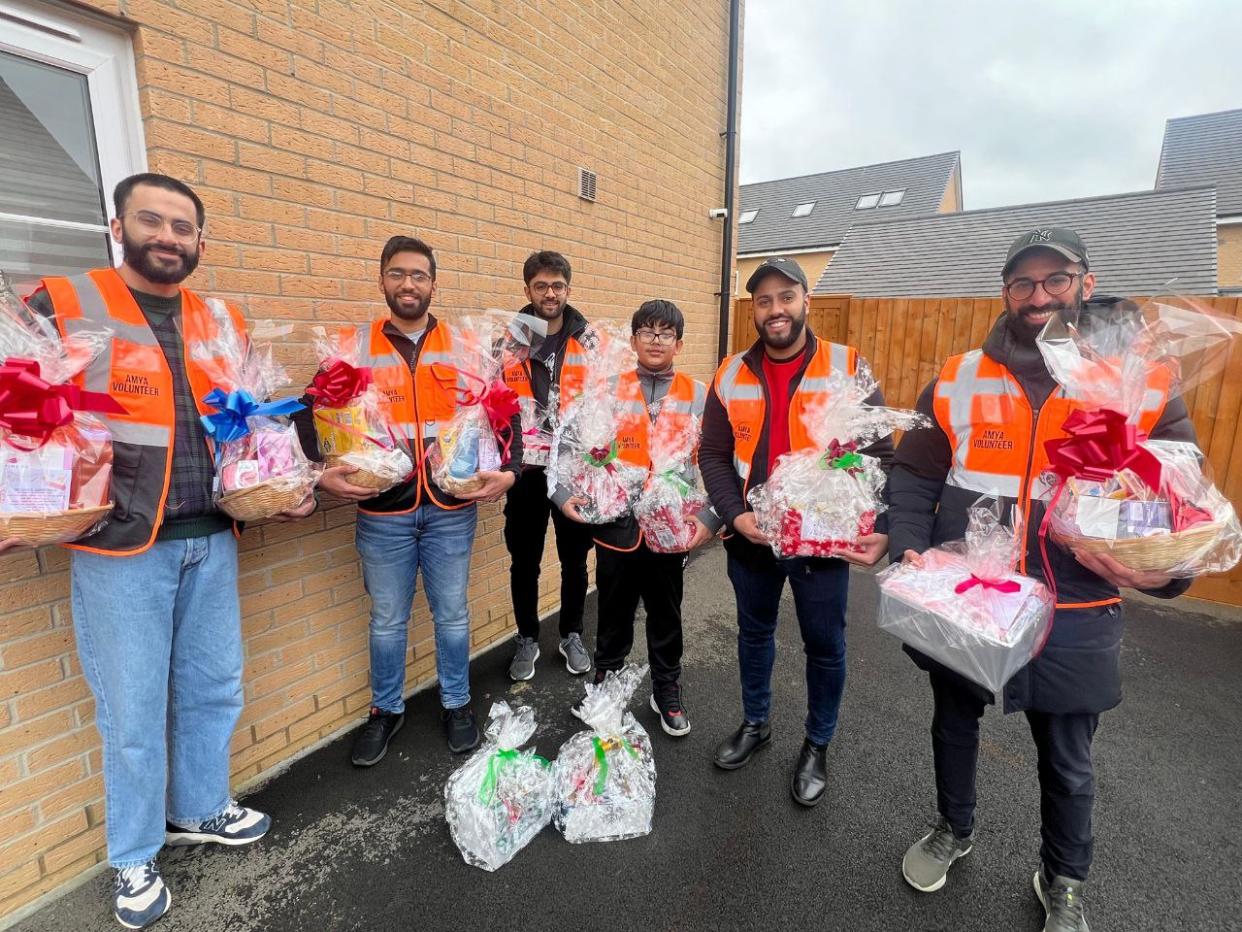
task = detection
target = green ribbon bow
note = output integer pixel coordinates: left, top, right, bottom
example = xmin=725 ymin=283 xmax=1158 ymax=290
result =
xmin=591 ymin=735 xmax=639 ymax=796
xmin=658 ymin=468 xmax=693 ymax=497
xmin=477 ymin=748 xmax=550 ymax=804
xmin=584 ymin=441 xmax=619 ymax=468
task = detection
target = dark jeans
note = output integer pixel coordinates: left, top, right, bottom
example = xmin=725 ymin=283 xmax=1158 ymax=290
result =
xmin=930 ymin=667 xmax=1100 ymax=881
xmin=725 ymin=554 xmax=849 ymax=745
xmin=503 ymin=467 xmax=594 ymax=640
xmin=594 ymin=543 xmax=686 ymax=688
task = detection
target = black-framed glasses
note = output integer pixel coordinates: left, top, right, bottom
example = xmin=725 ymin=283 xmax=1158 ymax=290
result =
xmin=634 ymin=329 xmax=677 ymax=345
xmin=383 ymin=269 xmax=433 ymax=284
xmin=1004 ymin=272 xmax=1078 ymax=302
xmin=122 ymin=209 xmax=201 ymax=242
xmin=530 ymin=281 xmax=567 ymax=295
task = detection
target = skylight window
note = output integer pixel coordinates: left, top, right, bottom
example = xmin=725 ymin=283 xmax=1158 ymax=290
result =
xmin=791 ymin=201 xmax=815 ymax=218
xmin=855 ymin=192 xmax=881 ymax=210
xmin=879 ymin=189 xmax=906 ymax=207
xmin=738 ymin=209 xmax=758 ymax=224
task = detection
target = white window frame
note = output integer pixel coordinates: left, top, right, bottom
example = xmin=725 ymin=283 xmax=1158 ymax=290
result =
xmin=738 ymin=209 xmax=758 ymax=224
xmin=0 ymin=0 xmax=146 ymax=267
xmin=855 ymin=192 xmax=881 ymax=210
xmin=879 ymin=189 xmax=905 ymax=207
xmin=791 ymin=202 xmax=815 ymax=218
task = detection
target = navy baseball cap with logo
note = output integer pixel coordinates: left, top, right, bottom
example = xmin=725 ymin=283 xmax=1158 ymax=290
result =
xmin=1002 ymin=228 xmax=1090 ymax=277
xmin=745 ymin=256 xmax=809 ymax=293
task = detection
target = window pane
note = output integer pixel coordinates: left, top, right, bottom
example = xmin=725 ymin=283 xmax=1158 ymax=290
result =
xmin=880 ymin=189 xmax=905 ymax=207
xmin=0 ymin=215 xmax=111 ymax=293
xmin=0 ymin=50 xmax=107 ymax=226
xmin=739 ymin=209 xmax=758 ymax=224
xmin=855 ymin=193 xmax=880 ymax=209
xmin=792 ymin=202 xmax=815 ymax=217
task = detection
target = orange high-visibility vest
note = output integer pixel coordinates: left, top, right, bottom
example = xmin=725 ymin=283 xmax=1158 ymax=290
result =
xmin=711 ymin=339 xmax=858 ymax=498
xmin=502 ymin=333 xmax=587 ymax=412
xmin=932 ymin=348 xmax=1172 ymax=605
xmin=351 ymin=317 xmax=472 ymax=512
xmin=42 ymin=267 xmax=245 ymax=555
xmin=612 ymin=370 xmax=708 ymax=468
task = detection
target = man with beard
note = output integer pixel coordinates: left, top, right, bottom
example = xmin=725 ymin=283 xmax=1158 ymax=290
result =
xmin=888 ymin=229 xmax=1195 ymax=932
xmin=299 ymin=235 xmax=522 ymax=766
xmin=23 ymin=173 xmax=313 ymax=930
xmin=699 ymin=256 xmax=891 ymax=807
xmin=500 ymin=251 xmax=595 ymax=681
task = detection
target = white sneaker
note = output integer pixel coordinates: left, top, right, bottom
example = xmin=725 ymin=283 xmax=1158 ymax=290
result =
xmin=165 ymin=800 xmax=271 ymax=847
xmin=113 ymin=860 xmax=170 ymax=929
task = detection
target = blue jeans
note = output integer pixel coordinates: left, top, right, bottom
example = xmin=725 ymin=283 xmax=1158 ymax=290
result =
xmin=70 ymin=532 xmax=243 ymax=868
xmin=355 ymin=503 xmax=477 ymax=712
xmin=726 ymin=555 xmax=849 ymax=745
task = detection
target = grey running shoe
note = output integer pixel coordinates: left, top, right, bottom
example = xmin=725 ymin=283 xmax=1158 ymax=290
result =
xmin=508 ymin=636 xmax=539 ymax=681
xmin=901 ymin=818 xmax=973 ymax=892
xmin=559 ymin=633 xmax=591 ymax=675
xmin=1034 ymin=869 xmax=1090 ymax=932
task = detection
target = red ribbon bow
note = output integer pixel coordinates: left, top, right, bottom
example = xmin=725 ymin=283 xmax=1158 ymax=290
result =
xmin=1044 ymin=408 xmax=1162 ymax=492
xmin=0 ymin=357 xmax=125 ymax=447
xmin=429 ymin=364 xmax=521 ymax=463
xmin=307 ymin=359 xmax=373 ymax=409
xmin=954 ymin=574 xmax=1021 ymax=595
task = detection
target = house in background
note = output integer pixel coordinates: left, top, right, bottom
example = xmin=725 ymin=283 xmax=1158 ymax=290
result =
xmin=815 ymin=186 xmax=1219 ymax=297
xmin=735 ymin=150 xmax=962 ymax=294
xmin=1156 ymin=107 xmax=1242 ymax=296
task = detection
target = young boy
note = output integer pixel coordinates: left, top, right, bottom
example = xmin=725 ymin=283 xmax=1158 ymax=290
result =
xmin=560 ymin=300 xmax=719 ymax=736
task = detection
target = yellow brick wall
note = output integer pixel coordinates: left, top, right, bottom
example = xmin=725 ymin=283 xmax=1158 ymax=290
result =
xmin=1220 ymin=224 xmax=1242 ymax=292
xmin=0 ymin=0 xmax=732 ymax=917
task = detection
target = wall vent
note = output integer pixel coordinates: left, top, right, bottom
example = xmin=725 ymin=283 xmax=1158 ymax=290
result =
xmin=577 ymin=167 xmax=597 ymax=202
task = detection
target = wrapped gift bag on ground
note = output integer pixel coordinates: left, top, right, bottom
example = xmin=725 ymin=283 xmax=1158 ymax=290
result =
xmin=1036 ymin=297 xmax=1242 ymax=577
xmin=877 ymin=500 xmax=1054 ymax=693
xmin=424 ymin=311 xmax=545 ymax=495
xmin=633 ymin=408 xmax=709 ymax=553
xmin=444 ymin=701 xmax=554 ymax=871
xmin=0 ymin=271 xmax=124 ymax=545
xmin=306 ymin=326 xmax=412 ymax=492
xmin=747 ymin=364 xmax=926 ymax=558
xmin=553 ymin=664 xmax=656 ymax=843
xmin=192 ymin=305 xmax=317 ymax=521
xmin=549 ymin=321 xmax=647 ymax=523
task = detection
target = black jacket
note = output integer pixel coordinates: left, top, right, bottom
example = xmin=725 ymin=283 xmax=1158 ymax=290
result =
xmin=517 ymin=303 xmax=589 ymax=411
xmin=699 ymin=330 xmax=894 ymax=568
xmin=886 ymin=298 xmax=1194 ymax=713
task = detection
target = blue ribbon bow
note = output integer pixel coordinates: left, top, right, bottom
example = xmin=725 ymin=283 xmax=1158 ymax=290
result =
xmin=200 ymin=388 xmax=304 ymax=444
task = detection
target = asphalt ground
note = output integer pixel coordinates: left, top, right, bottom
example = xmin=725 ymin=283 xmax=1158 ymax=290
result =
xmin=14 ymin=542 xmax=1242 ymax=932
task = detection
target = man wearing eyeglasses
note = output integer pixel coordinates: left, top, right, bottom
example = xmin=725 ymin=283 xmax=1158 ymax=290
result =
xmin=501 ymin=251 xmax=596 ymax=682
xmin=22 ymin=173 xmax=312 ymax=930
xmin=887 ymin=228 xmax=1196 ymax=931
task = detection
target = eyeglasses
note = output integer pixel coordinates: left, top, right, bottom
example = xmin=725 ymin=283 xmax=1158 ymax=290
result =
xmin=634 ymin=329 xmax=677 ymax=345
xmin=530 ymin=281 xmax=567 ymax=295
xmin=122 ymin=209 xmax=201 ymax=242
xmin=1004 ymin=272 xmax=1078 ymax=302
xmin=384 ymin=269 xmax=433 ymax=284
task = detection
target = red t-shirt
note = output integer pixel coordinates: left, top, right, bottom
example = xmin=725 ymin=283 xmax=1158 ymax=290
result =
xmin=761 ymin=347 xmax=806 ymax=472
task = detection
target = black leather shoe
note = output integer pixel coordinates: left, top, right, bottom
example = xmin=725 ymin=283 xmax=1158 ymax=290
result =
xmin=790 ymin=738 xmax=828 ymax=807
xmin=713 ymin=720 xmax=771 ymax=770
xmin=350 ymin=707 xmax=404 ymax=767
xmin=442 ymin=706 xmax=481 ymax=754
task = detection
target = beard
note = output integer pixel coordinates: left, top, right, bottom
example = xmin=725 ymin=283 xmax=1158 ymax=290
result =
xmin=1003 ymin=286 xmax=1084 ymax=345
xmin=385 ymin=290 xmax=431 ymax=322
xmin=755 ymin=310 xmax=807 ymax=350
xmin=532 ymin=296 xmax=567 ymax=321
xmin=122 ymin=230 xmax=198 ymax=285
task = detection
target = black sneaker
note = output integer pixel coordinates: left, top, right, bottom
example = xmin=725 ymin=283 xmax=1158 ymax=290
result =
xmin=443 ymin=706 xmax=480 ymax=753
xmin=350 ymin=707 xmax=404 ymax=767
xmin=649 ymin=684 xmax=691 ymax=737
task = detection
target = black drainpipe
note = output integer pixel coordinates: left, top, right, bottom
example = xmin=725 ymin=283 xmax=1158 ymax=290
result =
xmin=716 ymin=0 xmax=742 ymax=363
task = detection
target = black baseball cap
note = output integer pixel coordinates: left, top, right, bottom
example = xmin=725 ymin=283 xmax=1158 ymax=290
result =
xmin=745 ymin=256 xmax=809 ymax=293
xmin=1002 ymin=228 xmax=1090 ymax=277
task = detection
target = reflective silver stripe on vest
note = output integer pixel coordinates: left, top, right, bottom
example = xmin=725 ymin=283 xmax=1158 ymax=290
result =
xmin=564 ymin=351 xmax=586 ymax=367
xmin=936 ymin=350 xmax=1027 ymax=501
xmin=944 ymin=467 xmax=1022 ymax=498
xmin=691 ymin=380 xmax=707 ymax=418
xmin=716 ymin=354 xmax=760 ymax=402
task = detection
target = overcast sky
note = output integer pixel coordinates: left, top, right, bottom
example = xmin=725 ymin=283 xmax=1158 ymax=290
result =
xmin=740 ymin=0 xmax=1242 ymax=209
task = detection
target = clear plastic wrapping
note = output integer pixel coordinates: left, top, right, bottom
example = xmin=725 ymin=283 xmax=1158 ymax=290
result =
xmin=0 ymin=270 xmax=120 ymax=545
xmin=1036 ymin=297 xmax=1242 ymax=577
xmin=424 ymin=312 xmax=545 ymax=495
xmin=877 ymin=499 xmax=1054 ymax=693
xmin=518 ymin=391 xmax=556 ymax=468
xmin=191 ymin=304 xmax=317 ymax=521
xmin=633 ymin=410 xmax=709 ymax=552
xmin=553 ymin=663 xmax=656 ymax=843
xmin=747 ymin=364 xmax=926 ymax=557
xmin=549 ymin=321 xmax=646 ymax=523
xmin=307 ymin=326 xmax=412 ymax=493
xmin=444 ymin=701 xmax=554 ymax=871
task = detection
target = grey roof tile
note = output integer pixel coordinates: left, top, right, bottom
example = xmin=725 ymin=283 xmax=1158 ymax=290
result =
xmin=1155 ymin=108 xmax=1242 ymax=215
xmin=737 ymin=151 xmax=960 ymax=254
xmin=815 ymin=187 xmax=1218 ymax=297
